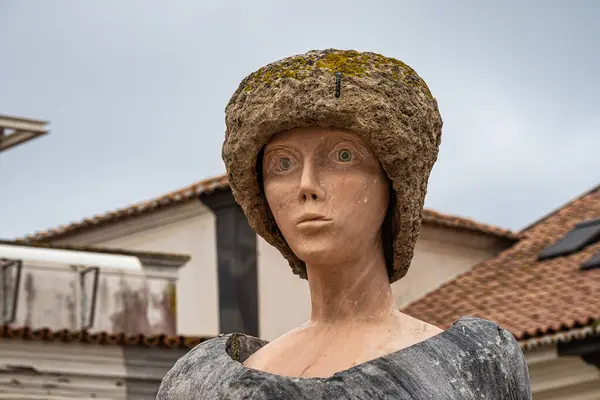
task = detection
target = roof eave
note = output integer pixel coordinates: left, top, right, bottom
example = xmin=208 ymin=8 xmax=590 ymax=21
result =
xmin=519 ymin=323 xmax=600 ymax=351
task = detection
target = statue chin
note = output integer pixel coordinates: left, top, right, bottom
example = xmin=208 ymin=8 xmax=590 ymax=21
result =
xmin=289 ymin=241 xmax=345 ymax=267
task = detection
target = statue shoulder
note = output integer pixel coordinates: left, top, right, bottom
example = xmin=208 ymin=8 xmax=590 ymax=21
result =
xmin=454 ymin=317 xmax=532 ymax=399
xmin=156 ymin=335 xmax=230 ymax=400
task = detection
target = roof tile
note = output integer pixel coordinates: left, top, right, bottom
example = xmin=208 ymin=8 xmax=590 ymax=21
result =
xmin=1 ymin=325 xmax=208 ymax=349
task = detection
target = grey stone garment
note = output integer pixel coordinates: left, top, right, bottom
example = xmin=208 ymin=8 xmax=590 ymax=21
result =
xmin=157 ymin=317 xmax=532 ymax=399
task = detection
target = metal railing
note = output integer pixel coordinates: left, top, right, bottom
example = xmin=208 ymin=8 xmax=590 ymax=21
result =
xmin=0 ymin=258 xmax=22 ymax=324
xmin=0 ymin=257 xmax=178 ymax=335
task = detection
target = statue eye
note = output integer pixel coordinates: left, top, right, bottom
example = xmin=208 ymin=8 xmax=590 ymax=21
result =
xmin=338 ymin=149 xmax=352 ymax=162
xmin=279 ymin=157 xmax=292 ymax=170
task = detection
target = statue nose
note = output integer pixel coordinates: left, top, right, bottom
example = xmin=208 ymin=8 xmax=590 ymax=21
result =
xmin=297 ymin=164 xmax=325 ymax=203
xmin=300 ymin=191 xmax=319 ymax=202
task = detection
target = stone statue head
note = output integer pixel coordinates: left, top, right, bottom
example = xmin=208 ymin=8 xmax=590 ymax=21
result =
xmin=223 ymin=49 xmax=442 ymax=283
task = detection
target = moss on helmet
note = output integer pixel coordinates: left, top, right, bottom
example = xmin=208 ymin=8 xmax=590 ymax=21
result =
xmin=242 ymin=49 xmax=433 ymax=99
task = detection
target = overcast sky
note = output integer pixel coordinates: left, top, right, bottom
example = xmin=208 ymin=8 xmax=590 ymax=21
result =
xmin=1 ymin=0 xmax=598 ymax=239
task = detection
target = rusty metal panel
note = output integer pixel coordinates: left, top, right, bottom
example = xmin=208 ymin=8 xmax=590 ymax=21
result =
xmin=94 ymin=272 xmax=177 ymax=336
xmin=12 ymin=266 xmax=80 ymax=331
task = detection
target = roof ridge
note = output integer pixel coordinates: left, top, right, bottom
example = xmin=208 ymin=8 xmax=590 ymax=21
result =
xmin=422 ymin=207 xmax=517 ymax=239
xmin=0 ymin=324 xmax=210 ymax=348
xmin=519 ymin=182 xmax=600 ymax=233
xmin=22 ymin=174 xmax=230 ymax=242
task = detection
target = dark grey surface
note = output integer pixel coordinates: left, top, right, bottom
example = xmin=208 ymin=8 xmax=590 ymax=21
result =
xmin=558 ymin=334 xmax=600 ymax=368
xmin=201 ymin=190 xmax=259 ymax=336
xmin=581 ymin=249 xmax=600 ymax=271
xmin=123 ymin=346 xmax=189 ymax=400
xmin=537 ymin=217 xmax=600 ymax=260
xmin=157 ymin=317 xmax=532 ymax=399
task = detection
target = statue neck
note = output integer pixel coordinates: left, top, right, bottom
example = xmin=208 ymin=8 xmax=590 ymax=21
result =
xmin=306 ymin=242 xmax=396 ymax=325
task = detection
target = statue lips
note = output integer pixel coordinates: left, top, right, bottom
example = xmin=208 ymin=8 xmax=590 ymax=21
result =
xmin=295 ymin=213 xmax=333 ymax=231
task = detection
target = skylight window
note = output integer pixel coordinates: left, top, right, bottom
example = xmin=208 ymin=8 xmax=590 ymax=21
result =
xmin=537 ymin=218 xmax=600 ymax=261
xmin=581 ymin=250 xmax=600 ymax=271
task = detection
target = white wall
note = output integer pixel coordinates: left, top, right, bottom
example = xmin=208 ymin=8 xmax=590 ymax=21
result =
xmin=393 ymin=225 xmax=509 ymax=308
xmin=0 ymin=339 xmax=127 ymax=399
xmin=526 ymin=345 xmax=600 ymax=400
xmin=257 ymin=237 xmax=311 ymax=341
xmin=0 ymin=339 xmax=180 ymax=400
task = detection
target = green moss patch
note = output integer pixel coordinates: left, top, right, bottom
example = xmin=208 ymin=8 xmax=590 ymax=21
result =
xmin=242 ymin=50 xmax=433 ymax=99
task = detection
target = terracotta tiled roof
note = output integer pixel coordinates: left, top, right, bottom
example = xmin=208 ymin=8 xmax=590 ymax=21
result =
xmin=421 ymin=208 xmax=517 ymax=240
xmin=22 ymin=174 xmax=517 ymax=243
xmin=23 ymin=174 xmax=230 ymax=242
xmin=0 ymin=325 xmax=209 ymax=349
xmin=520 ymin=324 xmax=600 ymax=351
xmin=402 ymin=184 xmax=600 ymax=342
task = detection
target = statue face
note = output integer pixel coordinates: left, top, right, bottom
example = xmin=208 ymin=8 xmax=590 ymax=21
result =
xmin=262 ymin=127 xmax=389 ymax=268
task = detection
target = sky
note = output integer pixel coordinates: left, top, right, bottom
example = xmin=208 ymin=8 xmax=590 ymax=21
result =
xmin=1 ymin=0 xmax=599 ymax=239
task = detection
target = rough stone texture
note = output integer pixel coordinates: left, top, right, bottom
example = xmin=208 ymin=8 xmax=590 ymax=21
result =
xmin=223 ymin=49 xmax=443 ymax=283
xmin=157 ymin=317 xmax=531 ymax=399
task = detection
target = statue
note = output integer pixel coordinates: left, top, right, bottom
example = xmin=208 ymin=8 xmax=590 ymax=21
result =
xmin=158 ymin=49 xmax=531 ymax=399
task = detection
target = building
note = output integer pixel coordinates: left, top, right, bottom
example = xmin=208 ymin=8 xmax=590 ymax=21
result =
xmin=403 ymin=184 xmax=600 ymax=399
xmin=0 ymin=240 xmax=202 ymax=399
xmin=13 ymin=174 xmax=597 ymax=398
xmin=21 ymin=174 xmax=517 ymax=341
